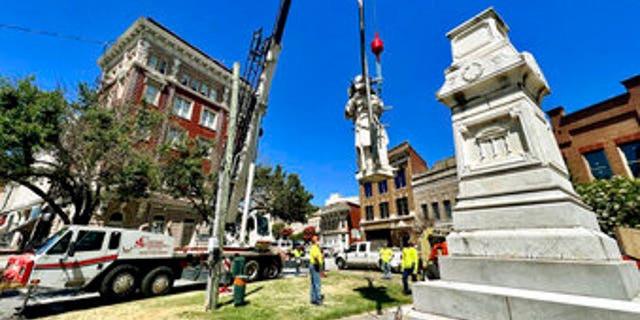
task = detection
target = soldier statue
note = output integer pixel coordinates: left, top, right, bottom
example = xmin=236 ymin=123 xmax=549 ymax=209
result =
xmin=345 ymin=75 xmax=394 ymax=182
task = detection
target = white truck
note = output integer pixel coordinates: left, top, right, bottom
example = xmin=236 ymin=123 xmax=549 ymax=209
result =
xmin=334 ymin=241 xmax=401 ymax=272
xmin=0 ymin=224 xmax=281 ymax=299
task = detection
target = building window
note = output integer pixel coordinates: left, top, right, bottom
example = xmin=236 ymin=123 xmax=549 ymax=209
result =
xmin=180 ymin=74 xmax=191 ymax=86
xmin=147 ymin=55 xmax=167 ymax=74
xmin=619 ymin=140 xmax=640 ymax=177
xmin=191 ymin=79 xmax=201 ymax=92
xmin=152 ymin=216 xmax=165 ymax=234
xmin=396 ymin=197 xmax=409 ymax=216
xmin=394 ymin=167 xmax=407 ymax=189
xmin=365 ymin=205 xmax=374 ymax=221
xmin=583 ymin=149 xmax=613 ymax=179
xmin=432 ymin=202 xmax=441 ymax=220
xmin=173 ymin=96 xmax=192 ymax=120
xmin=200 ymin=83 xmax=209 ymax=96
xmin=379 ymin=202 xmax=389 ymax=219
xmin=443 ymin=200 xmax=452 ymax=220
xmin=364 ymin=182 xmax=373 ymax=198
xmin=107 ymin=212 xmax=124 ymax=228
xmin=209 ymin=88 xmax=218 ymax=101
xmin=378 ymin=180 xmax=388 ymax=195
xmin=196 ymin=137 xmax=213 ymax=156
xmin=166 ymin=127 xmax=184 ymax=146
xmin=143 ymin=84 xmax=160 ymax=105
xmin=200 ymin=108 xmax=217 ymax=130
xmin=421 ymin=204 xmax=429 ymax=220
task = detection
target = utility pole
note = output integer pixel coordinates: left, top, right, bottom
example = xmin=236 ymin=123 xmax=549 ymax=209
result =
xmin=204 ymin=0 xmax=292 ymax=311
xmin=205 ymin=62 xmax=241 ymax=311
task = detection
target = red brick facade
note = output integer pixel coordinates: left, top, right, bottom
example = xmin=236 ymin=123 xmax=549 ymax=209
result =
xmin=358 ymin=142 xmax=428 ymax=247
xmin=547 ymin=75 xmax=640 ymax=183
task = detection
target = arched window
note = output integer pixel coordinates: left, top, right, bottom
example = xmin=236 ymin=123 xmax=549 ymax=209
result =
xmin=152 ymin=215 xmax=165 ymax=234
xmin=107 ymin=212 xmax=124 ymax=227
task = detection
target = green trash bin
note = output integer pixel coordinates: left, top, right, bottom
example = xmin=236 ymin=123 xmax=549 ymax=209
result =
xmin=232 ymin=256 xmax=247 ymax=306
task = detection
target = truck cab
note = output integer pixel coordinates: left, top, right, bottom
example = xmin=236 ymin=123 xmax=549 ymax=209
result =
xmin=3 ymin=225 xmax=181 ymax=299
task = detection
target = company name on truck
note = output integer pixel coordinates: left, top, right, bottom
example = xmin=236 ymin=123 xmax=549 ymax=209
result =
xmin=123 ymin=236 xmax=170 ymax=255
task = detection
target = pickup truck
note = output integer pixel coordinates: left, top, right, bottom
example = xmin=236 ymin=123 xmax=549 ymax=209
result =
xmin=334 ymin=241 xmax=401 ymax=272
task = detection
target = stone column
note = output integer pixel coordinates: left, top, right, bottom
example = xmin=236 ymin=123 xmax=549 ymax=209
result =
xmin=409 ymin=8 xmax=640 ymax=320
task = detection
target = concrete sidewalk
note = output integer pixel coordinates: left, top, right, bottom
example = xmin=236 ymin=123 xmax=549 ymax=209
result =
xmin=340 ymin=305 xmax=412 ymax=320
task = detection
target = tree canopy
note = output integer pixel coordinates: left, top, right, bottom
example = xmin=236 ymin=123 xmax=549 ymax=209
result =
xmin=253 ymin=164 xmax=316 ymax=223
xmin=576 ymin=176 xmax=640 ymax=237
xmin=159 ymin=136 xmax=218 ymax=221
xmin=0 ymin=77 xmax=160 ymax=225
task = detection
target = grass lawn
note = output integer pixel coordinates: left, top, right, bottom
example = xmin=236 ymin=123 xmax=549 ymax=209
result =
xmin=42 ymin=270 xmax=412 ymax=320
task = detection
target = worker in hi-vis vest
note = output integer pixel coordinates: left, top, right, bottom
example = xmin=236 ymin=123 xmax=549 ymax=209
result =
xmin=379 ymin=243 xmax=394 ymax=280
xmin=309 ymin=235 xmax=324 ymax=305
xmin=291 ymin=246 xmax=303 ymax=276
xmin=401 ymin=240 xmax=419 ymax=295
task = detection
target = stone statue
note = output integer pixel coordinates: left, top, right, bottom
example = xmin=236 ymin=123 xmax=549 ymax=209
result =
xmin=345 ymin=75 xmax=394 ymax=182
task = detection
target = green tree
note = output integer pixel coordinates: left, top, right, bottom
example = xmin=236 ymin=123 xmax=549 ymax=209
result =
xmin=272 ymin=221 xmax=285 ymax=239
xmin=253 ymin=164 xmax=316 ymax=223
xmin=576 ymin=176 xmax=640 ymax=237
xmin=159 ymin=137 xmax=218 ymax=220
xmin=0 ymin=77 xmax=160 ymax=225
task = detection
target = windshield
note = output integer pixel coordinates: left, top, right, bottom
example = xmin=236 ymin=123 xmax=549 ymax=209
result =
xmin=36 ymin=228 xmax=68 ymax=255
xmin=257 ymin=215 xmax=270 ymax=236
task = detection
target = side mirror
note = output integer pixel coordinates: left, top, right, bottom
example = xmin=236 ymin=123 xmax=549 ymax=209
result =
xmin=67 ymin=241 xmax=76 ymax=257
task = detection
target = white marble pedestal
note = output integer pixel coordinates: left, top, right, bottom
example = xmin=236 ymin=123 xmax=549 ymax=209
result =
xmin=409 ymin=7 xmax=640 ymax=320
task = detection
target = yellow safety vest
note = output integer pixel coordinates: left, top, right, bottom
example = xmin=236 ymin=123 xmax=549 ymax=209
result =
xmin=379 ymin=248 xmax=394 ymax=263
xmin=292 ymin=248 xmax=302 ymax=258
xmin=402 ymin=247 xmax=418 ymax=273
xmin=310 ymin=244 xmax=323 ymax=266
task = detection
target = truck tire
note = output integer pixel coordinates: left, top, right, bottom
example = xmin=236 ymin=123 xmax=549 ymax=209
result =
xmin=262 ymin=261 xmax=280 ymax=279
xmin=99 ymin=264 xmax=140 ymax=300
xmin=142 ymin=266 xmax=175 ymax=297
xmin=244 ymin=260 xmax=260 ymax=281
xmin=336 ymin=258 xmax=346 ymax=270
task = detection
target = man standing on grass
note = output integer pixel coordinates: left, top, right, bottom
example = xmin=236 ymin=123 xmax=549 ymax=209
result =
xmin=401 ymin=240 xmax=418 ymax=295
xmin=292 ymin=245 xmax=303 ymax=276
xmin=309 ymin=235 xmax=324 ymax=305
xmin=379 ymin=242 xmax=394 ymax=280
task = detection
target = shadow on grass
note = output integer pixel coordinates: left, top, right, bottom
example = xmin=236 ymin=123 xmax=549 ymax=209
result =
xmin=353 ymin=277 xmax=397 ymax=316
xmin=216 ymin=286 xmax=264 ymax=308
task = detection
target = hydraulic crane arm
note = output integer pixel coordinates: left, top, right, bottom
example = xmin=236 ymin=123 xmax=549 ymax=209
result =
xmin=207 ymin=0 xmax=292 ymax=310
xmin=225 ymin=0 xmax=291 ymax=225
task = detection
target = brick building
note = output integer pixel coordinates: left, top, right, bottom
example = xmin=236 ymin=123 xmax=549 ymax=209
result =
xmin=412 ymin=156 xmax=458 ymax=230
xmin=358 ymin=142 xmax=428 ymax=247
xmin=547 ymin=75 xmax=640 ymax=183
xmin=318 ymin=199 xmax=360 ymax=251
xmin=94 ymin=17 xmax=242 ymax=245
xmin=0 ymin=17 xmax=238 ymax=249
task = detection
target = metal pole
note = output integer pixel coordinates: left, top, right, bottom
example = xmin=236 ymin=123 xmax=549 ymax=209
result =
xmin=239 ymin=162 xmax=256 ymax=245
xmin=205 ymin=61 xmax=241 ymax=311
xmin=358 ymin=0 xmax=379 ymax=167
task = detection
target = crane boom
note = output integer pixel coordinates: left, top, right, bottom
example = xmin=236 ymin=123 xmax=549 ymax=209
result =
xmin=206 ymin=0 xmax=292 ymax=310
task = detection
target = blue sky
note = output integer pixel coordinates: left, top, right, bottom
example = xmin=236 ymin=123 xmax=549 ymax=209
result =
xmin=1 ymin=1 xmax=640 ymax=205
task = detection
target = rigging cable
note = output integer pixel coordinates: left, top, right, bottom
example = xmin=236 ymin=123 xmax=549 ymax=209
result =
xmin=0 ymin=23 xmax=111 ymax=51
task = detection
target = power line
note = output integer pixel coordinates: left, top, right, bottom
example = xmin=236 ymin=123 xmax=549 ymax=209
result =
xmin=0 ymin=23 xmax=110 ymax=48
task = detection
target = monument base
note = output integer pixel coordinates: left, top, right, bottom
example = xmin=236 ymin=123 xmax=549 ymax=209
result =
xmin=356 ymin=166 xmax=394 ymax=183
xmin=408 ymin=280 xmax=640 ymax=320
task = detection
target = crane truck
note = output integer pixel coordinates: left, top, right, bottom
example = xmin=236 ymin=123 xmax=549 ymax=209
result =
xmin=1 ymin=0 xmax=292 ymax=305
xmin=0 ymin=211 xmax=277 ymax=298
